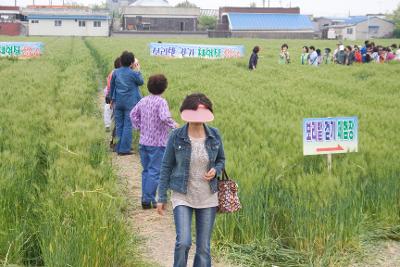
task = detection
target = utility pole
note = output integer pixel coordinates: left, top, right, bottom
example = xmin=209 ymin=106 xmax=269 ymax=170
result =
xmin=268 ymin=0 xmax=270 ymax=7
xmin=262 ymin=0 xmax=265 ymax=7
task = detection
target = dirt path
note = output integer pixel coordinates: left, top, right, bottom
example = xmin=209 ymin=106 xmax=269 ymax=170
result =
xmin=113 ymin=152 xmax=237 ymax=267
xmin=115 ymin=153 xmax=177 ymax=267
xmin=97 ymin=89 xmax=235 ymax=267
xmin=350 ymin=240 xmax=400 ymax=267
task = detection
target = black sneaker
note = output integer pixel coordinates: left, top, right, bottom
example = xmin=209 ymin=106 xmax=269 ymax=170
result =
xmin=142 ymin=202 xmax=152 ymax=209
xmin=118 ymin=152 xmax=133 ymax=156
xmin=151 ymin=202 xmax=158 ymax=209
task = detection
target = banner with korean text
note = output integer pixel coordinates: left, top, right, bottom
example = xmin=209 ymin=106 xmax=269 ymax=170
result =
xmin=149 ymin=42 xmax=244 ymax=59
xmin=0 ymin=42 xmax=44 ymax=58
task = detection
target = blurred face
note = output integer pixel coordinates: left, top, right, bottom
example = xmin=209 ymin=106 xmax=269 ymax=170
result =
xmin=282 ymin=47 xmax=287 ymax=52
xmin=303 ymin=47 xmax=307 ymax=53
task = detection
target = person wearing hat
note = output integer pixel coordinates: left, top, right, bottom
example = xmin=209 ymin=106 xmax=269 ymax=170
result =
xmin=157 ymin=93 xmax=225 ymax=267
xmin=336 ymin=45 xmax=346 ymax=65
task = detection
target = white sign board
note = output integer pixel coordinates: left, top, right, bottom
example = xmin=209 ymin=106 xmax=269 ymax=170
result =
xmin=303 ymin=117 xmax=358 ymax=156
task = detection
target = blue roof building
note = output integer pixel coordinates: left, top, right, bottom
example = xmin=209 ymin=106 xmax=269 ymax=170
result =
xmin=225 ymin=13 xmax=314 ymax=31
xmin=210 ymin=7 xmax=315 ymax=39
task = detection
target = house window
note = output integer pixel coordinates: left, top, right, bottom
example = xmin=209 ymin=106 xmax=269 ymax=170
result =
xmin=368 ymin=26 xmax=379 ymax=35
xmin=346 ymin=28 xmax=353 ymax=34
xmin=93 ymin=21 xmax=101 ymax=27
xmin=31 ymin=20 xmax=39 ymax=24
xmin=79 ymin=21 xmax=86 ymax=27
xmin=54 ymin=20 xmax=62 ymax=27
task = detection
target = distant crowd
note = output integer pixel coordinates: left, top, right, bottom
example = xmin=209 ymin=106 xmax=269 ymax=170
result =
xmin=249 ymin=40 xmax=400 ymax=69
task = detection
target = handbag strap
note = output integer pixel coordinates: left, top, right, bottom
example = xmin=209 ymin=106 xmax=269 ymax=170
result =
xmin=221 ymin=169 xmax=230 ymax=181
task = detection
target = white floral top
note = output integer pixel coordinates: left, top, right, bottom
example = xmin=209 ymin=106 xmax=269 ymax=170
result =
xmin=171 ymin=137 xmax=218 ymax=209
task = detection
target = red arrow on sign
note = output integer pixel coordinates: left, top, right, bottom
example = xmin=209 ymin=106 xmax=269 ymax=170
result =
xmin=316 ymin=145 xmax=344 ymax=152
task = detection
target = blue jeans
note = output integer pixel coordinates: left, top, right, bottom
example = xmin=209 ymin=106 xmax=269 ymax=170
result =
xmin=114 ymin=107 xmax=133 ymax=153
xmin=139 ymin=145 xmax=165 ymax=204
xmin=173 ymin=206 xmax=217 ymax=267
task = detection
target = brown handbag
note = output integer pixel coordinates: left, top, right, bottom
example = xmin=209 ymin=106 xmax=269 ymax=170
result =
xmin=217 ymin=169 xmax=242 ymax=213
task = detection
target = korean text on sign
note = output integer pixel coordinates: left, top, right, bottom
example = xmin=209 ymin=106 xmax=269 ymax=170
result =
xmin=303 ymin=117 xmax=358 ymax=155
xmin=149 ymin=43 xmax=244 ymax=59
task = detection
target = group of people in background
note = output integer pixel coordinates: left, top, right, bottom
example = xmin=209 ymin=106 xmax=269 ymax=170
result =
xmin=301 ymin=41 xmax=400 ymax=66
xmin=103 ymin=50 xmax=225 ymax=267
xmin=249 ymin=40 xmax=400 ymax=69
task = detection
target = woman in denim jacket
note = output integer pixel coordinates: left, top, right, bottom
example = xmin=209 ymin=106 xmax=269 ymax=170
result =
xmin=157 ymin=93 xmax=225 ymax=267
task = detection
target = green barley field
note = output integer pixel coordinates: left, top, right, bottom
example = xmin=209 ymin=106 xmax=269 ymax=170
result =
xmin=1 ymin=36 xmax=400 ymax=266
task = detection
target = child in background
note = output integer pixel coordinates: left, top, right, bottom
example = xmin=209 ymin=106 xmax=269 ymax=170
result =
xmin=104 ymin=57 xmax=121 ymax=132
xmin=301 ymin=46 xmax=309 ymax=65
xmin=130 ymin=74 xmax=178 ymax=209
xmin=279 ymin=43 xmax=290 ymax=64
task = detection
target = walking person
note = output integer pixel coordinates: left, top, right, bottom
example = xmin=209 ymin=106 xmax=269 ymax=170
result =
xmin=248 ymin=46 xmax=260 ymax=70
xmin=336 ymin=45 xmax=346 ymax=65
xmin=279 ymin=43 xmax=290 ymax=64
xmin=323 ymin=48 xmax=331 ymax=64
xmin=361 ymin=40 xmax=369 ymax=63
xmin=157 ymin=93 xmax=225 ymax=267
xmin=345 ymin=46 xmax=355 ymax=65
xmin=104 ymin=57 xmax=121 ymax=131
xmin=333 ymin=42 xmax=341 ymax=63
xmin=308 ymin=46 xmax=319 ymax=66
xmin=396 ymin=44 xmax=400 ymax=61
xmin=371 ymin=47 xmax=380 ymax=63
xmin=301 ymin=46 xmax=309 ymax=65
xmin=109 ymin=51 xmax=144 ymax=155
xmin=130 ymin=74 xmax=178 ymax=209
xmin=354 ymin=46 xmax=362 ymax=63
xmin=316 ymin=49 xmax=322 ymax=65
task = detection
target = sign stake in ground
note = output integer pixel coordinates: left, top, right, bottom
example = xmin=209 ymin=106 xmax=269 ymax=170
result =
xmin=327 ymin=153 xmax=332 ymax=174
xmin=303 ymin=116 xmax=358 ymax=174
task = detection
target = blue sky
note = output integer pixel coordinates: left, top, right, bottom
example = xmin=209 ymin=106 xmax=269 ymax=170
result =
xmin=3 ymin=0 xmax=399 ymax=16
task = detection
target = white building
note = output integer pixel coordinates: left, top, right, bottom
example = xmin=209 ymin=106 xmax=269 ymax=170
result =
xmin=24 ymin=6 xmax=110 ymax=37
xmin=327 ymin=16 xmax=394 ymax=40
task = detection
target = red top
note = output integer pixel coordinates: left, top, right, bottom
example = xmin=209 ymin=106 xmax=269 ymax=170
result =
xmin=355 ymin=51 xmax=362 ymax=63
